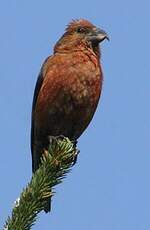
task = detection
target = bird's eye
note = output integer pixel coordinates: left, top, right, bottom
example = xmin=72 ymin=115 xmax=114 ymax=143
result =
xmin=77 ymin=27 xmax=86 ymax=33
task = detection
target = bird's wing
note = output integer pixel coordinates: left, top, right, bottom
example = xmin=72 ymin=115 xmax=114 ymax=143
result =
xmin=31 ymin=57 xmax=50 ymax=156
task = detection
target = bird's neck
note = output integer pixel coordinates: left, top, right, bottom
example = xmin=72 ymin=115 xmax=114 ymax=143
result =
xmin=54 ymin=40 xmax=100 ymax=60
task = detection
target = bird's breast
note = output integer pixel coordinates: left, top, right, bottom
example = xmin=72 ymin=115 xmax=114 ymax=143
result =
xmin=62 ymin=53 xmax=102 ymax=107
xmin=34 ymin=51 xmax=103 ymax=139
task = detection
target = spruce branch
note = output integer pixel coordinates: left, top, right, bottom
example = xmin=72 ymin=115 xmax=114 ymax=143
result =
xmin=4 ymin=137 xmax=78 ymax=230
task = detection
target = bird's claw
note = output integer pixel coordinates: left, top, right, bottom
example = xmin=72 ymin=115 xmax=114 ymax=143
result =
xmin=72 ymin=149 xmax=80 ymax=166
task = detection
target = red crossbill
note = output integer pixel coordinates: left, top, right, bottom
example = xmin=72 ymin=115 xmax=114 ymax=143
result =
xmin=31 ymin=19 xmax=109 ymax=212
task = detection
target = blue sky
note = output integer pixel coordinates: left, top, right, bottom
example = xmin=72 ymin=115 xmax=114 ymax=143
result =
xmin=0 ymin=0 xmax=150 ymax=229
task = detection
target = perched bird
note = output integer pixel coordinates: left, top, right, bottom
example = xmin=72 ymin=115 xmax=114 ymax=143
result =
xmin=31 ymin=19 xmax=109 ymax=212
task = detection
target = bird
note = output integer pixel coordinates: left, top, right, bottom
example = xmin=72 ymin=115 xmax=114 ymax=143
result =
xmin=31 ymin=19 xmax=109 ymax=212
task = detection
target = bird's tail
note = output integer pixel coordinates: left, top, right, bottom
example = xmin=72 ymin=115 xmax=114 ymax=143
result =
xmin=44 ymin=197 xmax=51 ymax=213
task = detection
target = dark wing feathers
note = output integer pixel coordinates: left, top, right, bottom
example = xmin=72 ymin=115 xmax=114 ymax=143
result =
xmin=31 ymin=57 xmax=49 ymax=158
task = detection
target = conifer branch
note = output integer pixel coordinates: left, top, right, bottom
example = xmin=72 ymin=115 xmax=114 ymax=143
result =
xmin=4 ymin=137 xmax=78 ymax=230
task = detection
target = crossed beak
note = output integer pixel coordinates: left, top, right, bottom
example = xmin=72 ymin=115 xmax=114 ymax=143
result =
xmin=89 ymin=27 xmax=109 ymax=43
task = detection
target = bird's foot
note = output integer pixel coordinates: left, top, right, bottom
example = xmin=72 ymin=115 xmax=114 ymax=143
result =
xmin=48 ymin=135 xmax=65 ymax=144
xmin=71 ymin=139 xmax=79 ymax=165
xmin=72 ymin=139 xmax=78 ymax=148
xmin=72 ymin=149 xmax=80 ymax=165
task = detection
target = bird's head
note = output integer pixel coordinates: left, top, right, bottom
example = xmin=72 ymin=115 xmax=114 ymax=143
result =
xmin=54 ymin=19 xmax=109 ymax=54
